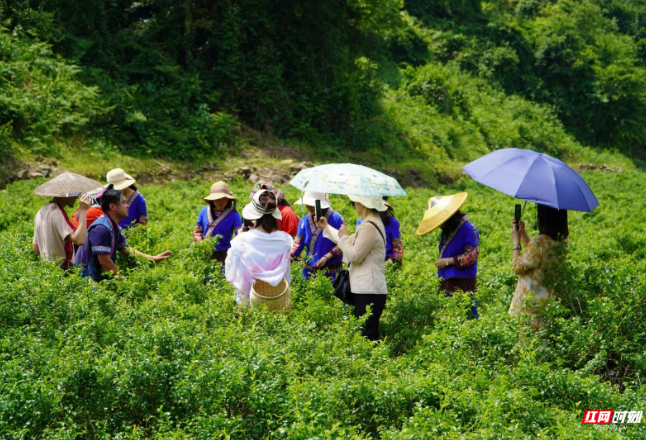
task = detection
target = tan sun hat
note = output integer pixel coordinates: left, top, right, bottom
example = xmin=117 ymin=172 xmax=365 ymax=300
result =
xmin=348 ymin=194 xmax=388 ymax=212
xmin=204 ymin=181 xmax=236 ymax=202
xmin=416 ymin=192 xmax=468 ymax=236
xmin=106 ymin=168 xmax=136 ymax=191
xmin=33 ymin=172 xmax=103 ymax=198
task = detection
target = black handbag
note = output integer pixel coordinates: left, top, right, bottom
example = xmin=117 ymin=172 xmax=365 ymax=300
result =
xmin=333 ymin=266 xmax=354 ymax=305
xmin=332 ymin=221 xmax=386 ymax=306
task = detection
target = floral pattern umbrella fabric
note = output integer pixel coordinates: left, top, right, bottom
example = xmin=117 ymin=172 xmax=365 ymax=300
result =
xmin=289 ymin=163 xmax=406 ymax=196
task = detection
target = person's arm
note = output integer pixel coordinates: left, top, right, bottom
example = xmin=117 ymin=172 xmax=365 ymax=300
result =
xmin=390 ymin=237 xmax=403 ymax=264
xmin=193 ymin=208 xmax=207 ymax=242
xmin=291 ymin=234 xmax=305 ymax=258
xmin=120 ymin=247 xmax=172 ymax=262
xmin=33 ymin=243 xmax=40 ymax=254
xmin=139 ymin=197 xmax=148 ymax=226
xmin=67 ymin=194 xmax=92 ymax=245
xmin=97 ymin=253 xmax=119 ymax=277
xmin=519 ymin=221 xmax=530 ymax=248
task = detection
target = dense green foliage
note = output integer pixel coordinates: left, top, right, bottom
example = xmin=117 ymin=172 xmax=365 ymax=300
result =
xmin=2 ymin=0 xmax=646 ymax=164
xmin=1 ymin=173 xmax=644 ymax=438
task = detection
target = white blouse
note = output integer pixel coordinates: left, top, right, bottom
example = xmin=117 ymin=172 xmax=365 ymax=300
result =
xmin=225 ymin=229 xmax=293 ymax=304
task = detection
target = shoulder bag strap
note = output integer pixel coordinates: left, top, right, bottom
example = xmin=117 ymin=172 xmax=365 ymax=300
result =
xmin=365 ymin=221 xmax=386 ymax=246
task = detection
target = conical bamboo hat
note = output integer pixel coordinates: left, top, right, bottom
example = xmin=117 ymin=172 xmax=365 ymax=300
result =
xmin=33 ymin=172 xmax=103 ymax=197
xmin=416 ymin=192 xmax=468 ymax=236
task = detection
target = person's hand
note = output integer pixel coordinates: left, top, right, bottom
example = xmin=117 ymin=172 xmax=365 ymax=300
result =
xmin=314 ymin=216 xmax=328 ymax=230
xmin=315 ymin=255 xmax=329 ymax=268
xmin=151 ymin=250 xmax=172 ymax=263
xmin=79 ymin=194 xmax=92 ymax=211
xmin=338 ymin=223 xmax=349 ymax=238
xmin=434 ymin=258 xmax=451 ymax=268
xmin=518 ymin=220 xmax=526 ymax=235
xmin=510 ymin=219 xmax=521 ymax=243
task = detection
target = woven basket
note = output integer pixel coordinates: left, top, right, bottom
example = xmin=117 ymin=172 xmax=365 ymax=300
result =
xmin=250 ymin=279 xmax=291 ymax=312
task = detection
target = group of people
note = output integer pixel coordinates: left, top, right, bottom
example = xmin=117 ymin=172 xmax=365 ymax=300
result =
xmin=32 ymin=170 xmax=569 ymax=340
xmin=32 ymin=170 xmax=171 ymax=281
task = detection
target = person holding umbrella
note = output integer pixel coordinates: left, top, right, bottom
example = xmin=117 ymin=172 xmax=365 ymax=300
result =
xmin=416 ymin=193 xmax=480 ymax=318
xmin=462 ymin=147 xmax=599 ymax=329
xmin=509 ymin=204 xmax=568 ymax=330
xmin=316 ymin=195 xmax=388 ymax=341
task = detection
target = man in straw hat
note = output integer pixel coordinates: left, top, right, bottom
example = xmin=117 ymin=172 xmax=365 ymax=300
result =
xmin=32 ymin=172 xmax=102 ymax=269
xmin=416 ymin=192 xmax=480 ymax=318
xmin=81 ymin=185 xmax=172 ymax=281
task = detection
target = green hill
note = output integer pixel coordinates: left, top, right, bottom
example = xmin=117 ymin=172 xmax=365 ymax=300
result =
xmin=2 ymin=0 xmax=646 ymax=185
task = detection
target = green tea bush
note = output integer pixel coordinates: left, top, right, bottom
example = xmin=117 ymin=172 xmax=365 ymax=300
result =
xmin=0 ymin=174 xmax=645 ymax=438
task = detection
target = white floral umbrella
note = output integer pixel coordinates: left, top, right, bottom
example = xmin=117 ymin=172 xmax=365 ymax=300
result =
xmin=289 ymin=163 xmax=406 ymax=196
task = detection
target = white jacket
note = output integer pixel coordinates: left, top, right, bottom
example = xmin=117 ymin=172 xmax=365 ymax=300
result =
xmin=324 ymin=213 xmax=387 ymax=295
xmin=225 ymin=229 xmax=293 ymax=303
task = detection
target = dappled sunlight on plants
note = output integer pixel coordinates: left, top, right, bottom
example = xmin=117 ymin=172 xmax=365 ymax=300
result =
xmin=0 ymin=175 xmax=645 ymax=438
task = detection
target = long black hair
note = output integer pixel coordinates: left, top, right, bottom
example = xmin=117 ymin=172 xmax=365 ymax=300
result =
xmin=440 ymin=210 xmax=466 ymax=242
xmin=537 ymin=204 xmax=568 ymax=240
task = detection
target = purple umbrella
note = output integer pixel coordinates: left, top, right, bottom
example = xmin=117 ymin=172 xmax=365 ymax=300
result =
xmin=462 ymin=148 xmax=599 ymax=212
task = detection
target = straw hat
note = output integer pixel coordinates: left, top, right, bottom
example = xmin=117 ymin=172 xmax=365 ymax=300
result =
xmin=204 ymin=181 xmax=236 ymax=202
xmin=294 ymin=191 xmax=330 ymax=209
xmin=106 ymin=168 xmax=136 ymax=191
xmin=348 ymin=194 xmax=388 ymax=212
xmin=416 ymin=192 xmax=468 ymax=236
xmin=33 ymin=172 xmax=103 ymax=198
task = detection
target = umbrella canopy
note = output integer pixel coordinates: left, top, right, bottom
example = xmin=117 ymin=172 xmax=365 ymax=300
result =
xmin=289 ymin=163 xmax=406 ymax=196
xmin=462 ymin=148 xmax=599 ymax=212
xmin=33 ymin=172 xmax=104 ymax=198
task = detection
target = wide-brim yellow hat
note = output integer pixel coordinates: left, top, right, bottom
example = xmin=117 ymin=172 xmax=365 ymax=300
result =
xmin=416 ymin=192 xmax=468 ymax=236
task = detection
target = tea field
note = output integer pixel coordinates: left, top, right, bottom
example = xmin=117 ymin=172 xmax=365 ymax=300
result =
xmin=0 ymin=170 xmax=645 ymax=438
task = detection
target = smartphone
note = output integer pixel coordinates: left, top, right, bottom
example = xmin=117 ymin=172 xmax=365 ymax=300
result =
xmin=315 ymin=199 xmax=322 ymax=220
xmin=514 ymin=204 xmax=522 ymax=230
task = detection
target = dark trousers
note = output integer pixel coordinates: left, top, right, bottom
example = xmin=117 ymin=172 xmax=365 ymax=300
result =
xmin=354 ymin=294 xmax=387 ymax=341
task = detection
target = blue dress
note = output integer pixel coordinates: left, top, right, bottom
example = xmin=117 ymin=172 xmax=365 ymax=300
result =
xmin=292 ymin=210 xmax=345 ymax=281
xmin=356 ymin=216 xmax=402 ymax=262
xmin=196 ymin=206 xmax=242 ymax=252
xmin=121 ymin=192 xmax=148 ymax=229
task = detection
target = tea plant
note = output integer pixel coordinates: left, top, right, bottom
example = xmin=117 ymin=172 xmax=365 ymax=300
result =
xmin=0 ymin=172 xmax=644 ymax=438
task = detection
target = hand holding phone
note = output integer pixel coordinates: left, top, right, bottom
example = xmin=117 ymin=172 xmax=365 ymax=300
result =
xmin=514 ymin=204 xmax=522 ymax=230
xmin=315 ymin=199 xmax=322 ymax=220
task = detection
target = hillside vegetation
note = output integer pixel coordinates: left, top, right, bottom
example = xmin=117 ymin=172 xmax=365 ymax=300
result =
xmin=2 ymin=0 xmax=646 ymax=180
xmin=1 ymin=173 xmax=646 ymax=438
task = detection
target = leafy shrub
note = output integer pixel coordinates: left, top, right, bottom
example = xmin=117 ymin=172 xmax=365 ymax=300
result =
xmin=1 ymin=173 xmax=645 ymax=438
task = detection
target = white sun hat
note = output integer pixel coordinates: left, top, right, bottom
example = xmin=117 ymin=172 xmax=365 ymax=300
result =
xmin=106 ymin=168 xmax=136 ymax=191
xmin=242 ymin=190 xmax=282 ymax=220
xmin=348 ymin=194 xmax=388 ymax=212
xmin=293 ymin=191 xmax=331 ymax=209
